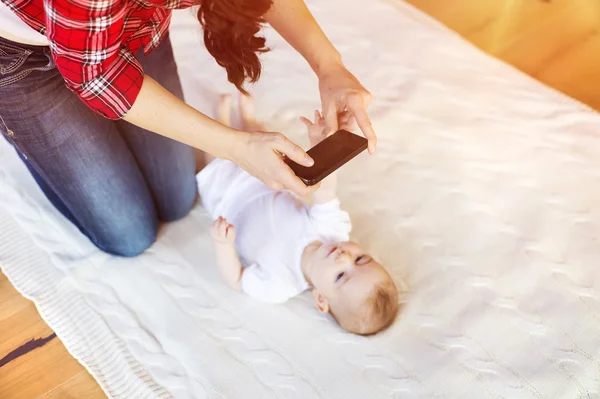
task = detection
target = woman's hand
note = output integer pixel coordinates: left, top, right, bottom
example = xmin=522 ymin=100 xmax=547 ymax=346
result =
xmin=263 ymin=0 xmax=375 ymax=153
xmin=218 ymin=94 xmax=316 ymax=197
xmin=231 ymin=130 xmax=315 ymax=196
xmin=124 ymin=77 xmax=314 ymax=198
xmin=318 ymin=64 xmax=376 ymax=154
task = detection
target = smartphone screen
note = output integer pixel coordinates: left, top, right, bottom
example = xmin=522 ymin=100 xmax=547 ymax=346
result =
xmin=284 ymin=129 xmax=368 ymax=186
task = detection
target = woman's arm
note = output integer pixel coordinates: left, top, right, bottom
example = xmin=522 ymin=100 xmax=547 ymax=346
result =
xmin=122 ymin=76 xmax=314 ymax=196
xmin=44 ymin=0 xmax=316 ymax=198
xmin=123 ymin=75 xmax=238 ymax=159
xmin=264 ymin=0 xmax=342 ymax=77
xmin=265 ymin=0 xmax=377 ymax=153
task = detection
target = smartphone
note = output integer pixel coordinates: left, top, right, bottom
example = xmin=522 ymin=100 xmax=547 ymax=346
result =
xmin=284 ymin=129 xmax=368 ymax=186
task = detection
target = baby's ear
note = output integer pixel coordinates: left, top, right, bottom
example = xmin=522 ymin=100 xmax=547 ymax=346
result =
xmin=312 ymin=289 xmax=330 ymax=313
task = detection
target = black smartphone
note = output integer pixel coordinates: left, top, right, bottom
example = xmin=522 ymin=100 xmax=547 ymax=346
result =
xmin=284 ymin=129 xmax=368 ymax=186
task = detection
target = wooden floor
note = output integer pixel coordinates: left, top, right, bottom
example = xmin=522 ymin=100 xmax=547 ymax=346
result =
xmin=0 ymin=273 xmax=106 ymax=399
xmin=405 ymin=0 xmax=600 ymax=110
xmin=2 ymin=1 xmax=600 ymax=397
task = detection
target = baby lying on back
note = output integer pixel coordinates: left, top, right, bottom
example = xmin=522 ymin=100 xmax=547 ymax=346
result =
xmin=197 ymin=95 xmax=398 ymax=335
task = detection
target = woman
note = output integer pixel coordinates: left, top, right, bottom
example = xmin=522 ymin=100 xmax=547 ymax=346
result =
xmin=0 ymin=0 xmax=376 ymax=256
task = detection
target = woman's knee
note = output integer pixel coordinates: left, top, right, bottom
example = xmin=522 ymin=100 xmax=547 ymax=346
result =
xmin=90 ymin=215 xmax=158 ymax=258
xmin=160 ymin=182 xmax=197 ymax=223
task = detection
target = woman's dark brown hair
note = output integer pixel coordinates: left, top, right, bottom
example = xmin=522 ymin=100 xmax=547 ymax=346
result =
xmin=198 ymin=0 xmax=273 ymax=95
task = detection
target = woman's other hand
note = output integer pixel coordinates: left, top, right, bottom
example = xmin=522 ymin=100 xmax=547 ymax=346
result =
xmin=318 ymin=64 xmax=376 ymax=154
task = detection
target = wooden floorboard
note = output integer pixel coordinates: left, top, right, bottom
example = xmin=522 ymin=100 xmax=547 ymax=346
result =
xmin=404 ymin=0 xmax=600 ymax=110
xmin=0 ymin=272 xmax=106 ymax=399
xmin=2 ymin=0 xmax=600 ymax=397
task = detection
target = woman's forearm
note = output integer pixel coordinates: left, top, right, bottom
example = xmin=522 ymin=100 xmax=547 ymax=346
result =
xmin=123 ymin=75 xmax=242 ymax=158
xmin=265 ymin=0 xmax=343 ymax=77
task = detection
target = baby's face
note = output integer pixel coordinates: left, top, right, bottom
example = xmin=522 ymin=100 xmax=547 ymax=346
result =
xmin=305 ymin=241 xmax=392 ymax=309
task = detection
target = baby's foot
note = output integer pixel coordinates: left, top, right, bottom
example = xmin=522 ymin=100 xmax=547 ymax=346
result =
xmin=215 ymin=93 xmax=265 ymax=132
xmin=215 ymin=94 xmax=233 ymax=127
xmin=238 ymin=94 xmax=265 ymax=132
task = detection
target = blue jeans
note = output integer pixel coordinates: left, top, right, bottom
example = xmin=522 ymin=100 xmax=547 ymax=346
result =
xmin=0 ymin=35 xmax=197 ymax=257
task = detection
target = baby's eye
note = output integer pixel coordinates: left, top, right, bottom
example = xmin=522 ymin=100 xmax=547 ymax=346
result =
xmin=355 ymin=255 xmax=371 ymax=265
xmin=335 ymin=272 xmax=345 ymax=282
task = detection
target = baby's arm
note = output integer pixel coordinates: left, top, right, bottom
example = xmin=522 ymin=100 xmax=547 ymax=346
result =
xmin=300 ymin=110 xmax=355 ymax=204
xmin=210 ymin=216 xmax=243 ymax=291
xmin=312 ymin=168 xmax=338 ymax=204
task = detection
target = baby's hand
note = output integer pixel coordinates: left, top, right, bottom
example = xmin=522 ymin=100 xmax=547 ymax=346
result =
xmin=210 ymin=216 xmax=236 ymax=244
xmin=300 ymin=110 xmax=327 ymax=147
xmin=300 ymin=110 xmax=358 ymax=147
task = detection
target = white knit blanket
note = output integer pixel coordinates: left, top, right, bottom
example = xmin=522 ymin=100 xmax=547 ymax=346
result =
xmin=2 ymin=1 xmax=600 ymax=398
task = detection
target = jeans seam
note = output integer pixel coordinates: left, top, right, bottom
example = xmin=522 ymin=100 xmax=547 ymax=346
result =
xmin=0 ymin=44 xmax=55 ymax=88
xmin=0 ymin=46 xmax=32 ymax=74
xmin=0 ymin=113 xmax=14 ymax=138
xmin=0 ymin=68 xmax=33 ymax=87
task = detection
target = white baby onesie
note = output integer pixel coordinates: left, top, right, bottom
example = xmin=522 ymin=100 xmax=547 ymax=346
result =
xmin=197 ymin=159 xmax=352 ymax=303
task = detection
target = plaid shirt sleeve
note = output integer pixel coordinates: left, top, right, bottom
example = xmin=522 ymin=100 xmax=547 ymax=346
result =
xmin=44 ymin=0 xmax=144 ymax=120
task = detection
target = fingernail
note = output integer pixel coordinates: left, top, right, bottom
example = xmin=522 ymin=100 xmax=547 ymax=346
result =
xmin=306 ymin=157 xmax=314 ymax=166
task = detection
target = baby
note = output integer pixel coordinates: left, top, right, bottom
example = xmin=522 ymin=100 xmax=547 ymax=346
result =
xmin=198 ymin=95 xmax=399 ymax=335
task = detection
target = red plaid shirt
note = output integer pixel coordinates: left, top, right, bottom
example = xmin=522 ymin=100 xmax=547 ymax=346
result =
xmin=2 ymin=0 xmax=194 ymax=119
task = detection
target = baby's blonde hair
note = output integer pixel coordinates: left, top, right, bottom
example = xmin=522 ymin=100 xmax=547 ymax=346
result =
xmin=330 ymin=280 xmax=399 ymax=335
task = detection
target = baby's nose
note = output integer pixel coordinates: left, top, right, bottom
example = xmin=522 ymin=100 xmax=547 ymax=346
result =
xmin=336 ymin=252 xmax=352 ymax=264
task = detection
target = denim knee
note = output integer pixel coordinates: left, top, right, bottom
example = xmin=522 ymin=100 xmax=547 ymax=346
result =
xmin=160 ymin=185 xmax=197 ymax=223
xmin=91 ymin=216 xmax=158 ymax=258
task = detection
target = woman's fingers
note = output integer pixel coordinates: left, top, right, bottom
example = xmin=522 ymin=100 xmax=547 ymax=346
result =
xmin=268 ymin=135 xmax=316 ymax=197
xmin=279 ymin=169 xmax=312 ymax=197
xmin=346 ymin=93 xmax=376 ymax=154
xmin=273 ymin=134 xmax=314 ymax=167
xmin=232 ymin=130 xmax=318 ymax=198
xmin=314 ymin=110 xmax=323 ymax=124
xmin=339 ymin=111 xmax=357 ymax=131
xmin=323 ymin=102 xmax=339 ymax=135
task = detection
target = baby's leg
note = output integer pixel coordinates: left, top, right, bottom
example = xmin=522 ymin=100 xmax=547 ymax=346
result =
xmin=204 ymin=94 xmax=233 ymax=164
xmin=238 ymin=94 xmax=266 ymax=132
xmin=207 ymin=94 xmax=265 ymax=166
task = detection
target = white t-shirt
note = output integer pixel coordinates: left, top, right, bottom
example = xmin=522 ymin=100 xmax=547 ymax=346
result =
xmin=0 ymin=1 xmax=49 ymax=46
xmin=197 ymin=159 xmax=352 ymax=303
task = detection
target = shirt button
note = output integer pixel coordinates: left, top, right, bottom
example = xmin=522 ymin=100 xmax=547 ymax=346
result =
xmin=7 ymin=129 xmax=14 ymax=137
